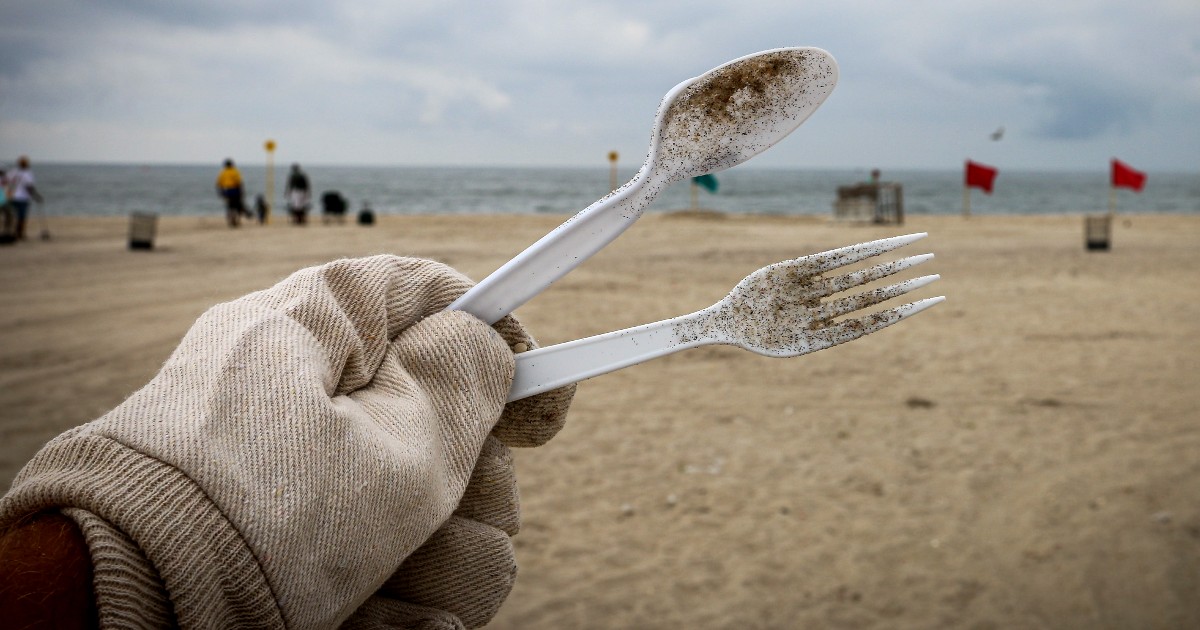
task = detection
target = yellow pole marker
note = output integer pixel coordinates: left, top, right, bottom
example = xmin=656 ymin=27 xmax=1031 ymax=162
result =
xmin=264 ymin=139 xmax=276 ymax=223
xmin=608 ymin=150 xmax=619 ymax=191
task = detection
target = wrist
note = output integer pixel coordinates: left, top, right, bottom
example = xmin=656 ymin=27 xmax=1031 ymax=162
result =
xmin=0 ymin=511 xmax=98 ymax=629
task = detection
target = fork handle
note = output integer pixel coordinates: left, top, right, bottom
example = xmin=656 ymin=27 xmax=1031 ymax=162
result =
xmin=509 ymin=312 xmax=709 ymax=401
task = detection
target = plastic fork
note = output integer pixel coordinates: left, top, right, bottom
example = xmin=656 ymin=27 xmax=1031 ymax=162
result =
xmin=508 ymin=233 xmax=943 ymax=401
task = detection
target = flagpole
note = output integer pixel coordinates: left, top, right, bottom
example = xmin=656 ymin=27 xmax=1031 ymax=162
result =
xmin=1108 ymin=186 xmax=1116 ymax=217
xmin=962 ymin=185 xmax=971 ymax=218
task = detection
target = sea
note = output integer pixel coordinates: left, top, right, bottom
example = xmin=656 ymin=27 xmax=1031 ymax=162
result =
xmin=22 ymin=163 xmax=1200 ymax=218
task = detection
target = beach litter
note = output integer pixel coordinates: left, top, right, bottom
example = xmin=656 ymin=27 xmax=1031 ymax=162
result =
xmin=448 ymin=47 xmax=838 ymax=324
xmin=509 ymin=234 xmax=943 ymax=401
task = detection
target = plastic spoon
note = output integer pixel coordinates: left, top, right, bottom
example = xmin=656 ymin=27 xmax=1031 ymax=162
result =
xmin=448 ymin=47 xmax=838 ymax=323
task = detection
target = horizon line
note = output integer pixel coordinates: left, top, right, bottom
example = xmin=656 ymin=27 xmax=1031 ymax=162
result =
xmin=17 ymin=160 xmax=1197 ymax=176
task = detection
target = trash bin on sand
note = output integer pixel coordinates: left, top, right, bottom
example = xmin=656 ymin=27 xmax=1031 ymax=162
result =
xmin=1084 ymin=214 xmax=1111 ymax=251
xmin=129 ymin=212 xmax=158 ymax=250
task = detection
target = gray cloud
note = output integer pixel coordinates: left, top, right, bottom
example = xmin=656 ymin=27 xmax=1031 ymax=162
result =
xmin=1 ymin=0 xmax=1197 ymax=169
xmin=908 ymin=1 xmax=1200 ymax=145
xmin=1036 ymin=83 xmax=1146 ymax=140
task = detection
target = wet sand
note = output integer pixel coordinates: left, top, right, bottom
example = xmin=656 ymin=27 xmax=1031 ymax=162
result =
xmin=1 ymin=212 xmax=1197 ymax=628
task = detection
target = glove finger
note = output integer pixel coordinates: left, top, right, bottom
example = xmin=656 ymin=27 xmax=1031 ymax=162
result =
xmin=455 ymin=436 xmax=519 ymax=536
xmin=489 ymin=315 xmax=576 ymax=447
xmin=380 ymin=516 xmax=516 ymax=629
xmin=235 ymin=255 xmax=477 ymax=397
xmin=350 ymin=310 xmax=514 ymax=502
xmin=344 ymin=597 xmax=465 ymax=630
xmin=253 ymin=254 xmax=574 ymax=443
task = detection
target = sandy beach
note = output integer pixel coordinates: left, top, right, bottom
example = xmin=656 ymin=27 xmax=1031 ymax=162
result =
xmin=1 ymin=211 xmax=1197 ymax=628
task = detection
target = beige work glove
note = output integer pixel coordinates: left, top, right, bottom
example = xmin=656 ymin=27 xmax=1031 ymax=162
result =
xmin=0 ymin=255 xmax=574 ymax=629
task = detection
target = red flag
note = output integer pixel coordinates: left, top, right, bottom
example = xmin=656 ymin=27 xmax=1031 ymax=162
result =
xmin=1111 ymin=158 xmax=1146 ymax=191
xmin=965 ymin=160 xmax=998 ymax=194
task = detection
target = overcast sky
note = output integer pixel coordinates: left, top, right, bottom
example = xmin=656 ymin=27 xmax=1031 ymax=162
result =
xmin=2 ymin=0 xmax=1197 ymax=171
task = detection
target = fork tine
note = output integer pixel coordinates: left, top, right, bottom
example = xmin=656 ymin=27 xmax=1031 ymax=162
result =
xmin=817 ymin=274 xmax=940 ymax=321
xmin=818 ymin=253 xmax=934 ymax=298
xmin=811 ymin=295 xmax=946 ymax=350
xmin=802 ymin=232 xmax=927 ymax=276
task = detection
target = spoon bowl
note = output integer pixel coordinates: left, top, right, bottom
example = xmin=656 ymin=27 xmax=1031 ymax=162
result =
xmin=651 ymin=48 xmax=837 ymax=185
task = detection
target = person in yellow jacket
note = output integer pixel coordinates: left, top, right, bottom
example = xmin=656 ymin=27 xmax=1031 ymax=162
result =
xmin=215 ymin=158 xmax=247 ymax=227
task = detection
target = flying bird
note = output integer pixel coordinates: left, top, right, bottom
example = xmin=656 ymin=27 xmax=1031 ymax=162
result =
xmin=990 ymin=126 xmax=1005 ymax=141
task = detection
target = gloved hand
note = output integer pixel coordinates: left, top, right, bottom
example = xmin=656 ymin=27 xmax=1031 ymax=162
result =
xmin=0 ymin=255 xmax=574 ymax=629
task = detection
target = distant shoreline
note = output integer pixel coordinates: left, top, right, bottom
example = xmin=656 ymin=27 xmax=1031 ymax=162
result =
xmin=24 ymin=164 xmax=1199 ymax=218
xmin=23 ymin=160 xmax=1200 ymax=176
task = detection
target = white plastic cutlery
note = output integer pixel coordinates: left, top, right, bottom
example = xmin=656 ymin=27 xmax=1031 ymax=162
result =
xmin=448 ymin=47 xmax=838 ymax=323
xmin=508 ymin=234 xmax=943 ymax=401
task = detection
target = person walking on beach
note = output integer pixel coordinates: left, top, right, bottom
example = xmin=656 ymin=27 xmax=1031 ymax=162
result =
xmin=0 ymin=169 xmax=14 ymax=243
xmin=215 ymin=158 xmax=247 ymax=227
xmin=285 ymin=163 xmax=311 ymax=225
xmin=6 ymin=156 xmax=44 ymax=241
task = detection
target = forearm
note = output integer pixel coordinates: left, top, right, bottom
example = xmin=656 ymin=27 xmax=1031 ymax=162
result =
xmin=0 ymin=511 xmax=98 ymax=629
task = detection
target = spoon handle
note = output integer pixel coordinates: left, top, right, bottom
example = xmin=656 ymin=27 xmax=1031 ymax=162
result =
xmin=447 ymin=170 xmax=660 ymax=324
xmin=508 ymin=310 xmax=709 ymax=401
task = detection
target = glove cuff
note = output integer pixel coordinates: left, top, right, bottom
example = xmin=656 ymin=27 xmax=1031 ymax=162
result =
xmin=61 ymin=507 xmax=175 ymax=627
xmin=0 ymin=434 xmax=285 ymax=628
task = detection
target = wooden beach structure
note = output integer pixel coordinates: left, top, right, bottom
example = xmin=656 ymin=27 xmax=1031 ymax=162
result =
xmin=832 ymin=179 xmax=904 ymax=224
